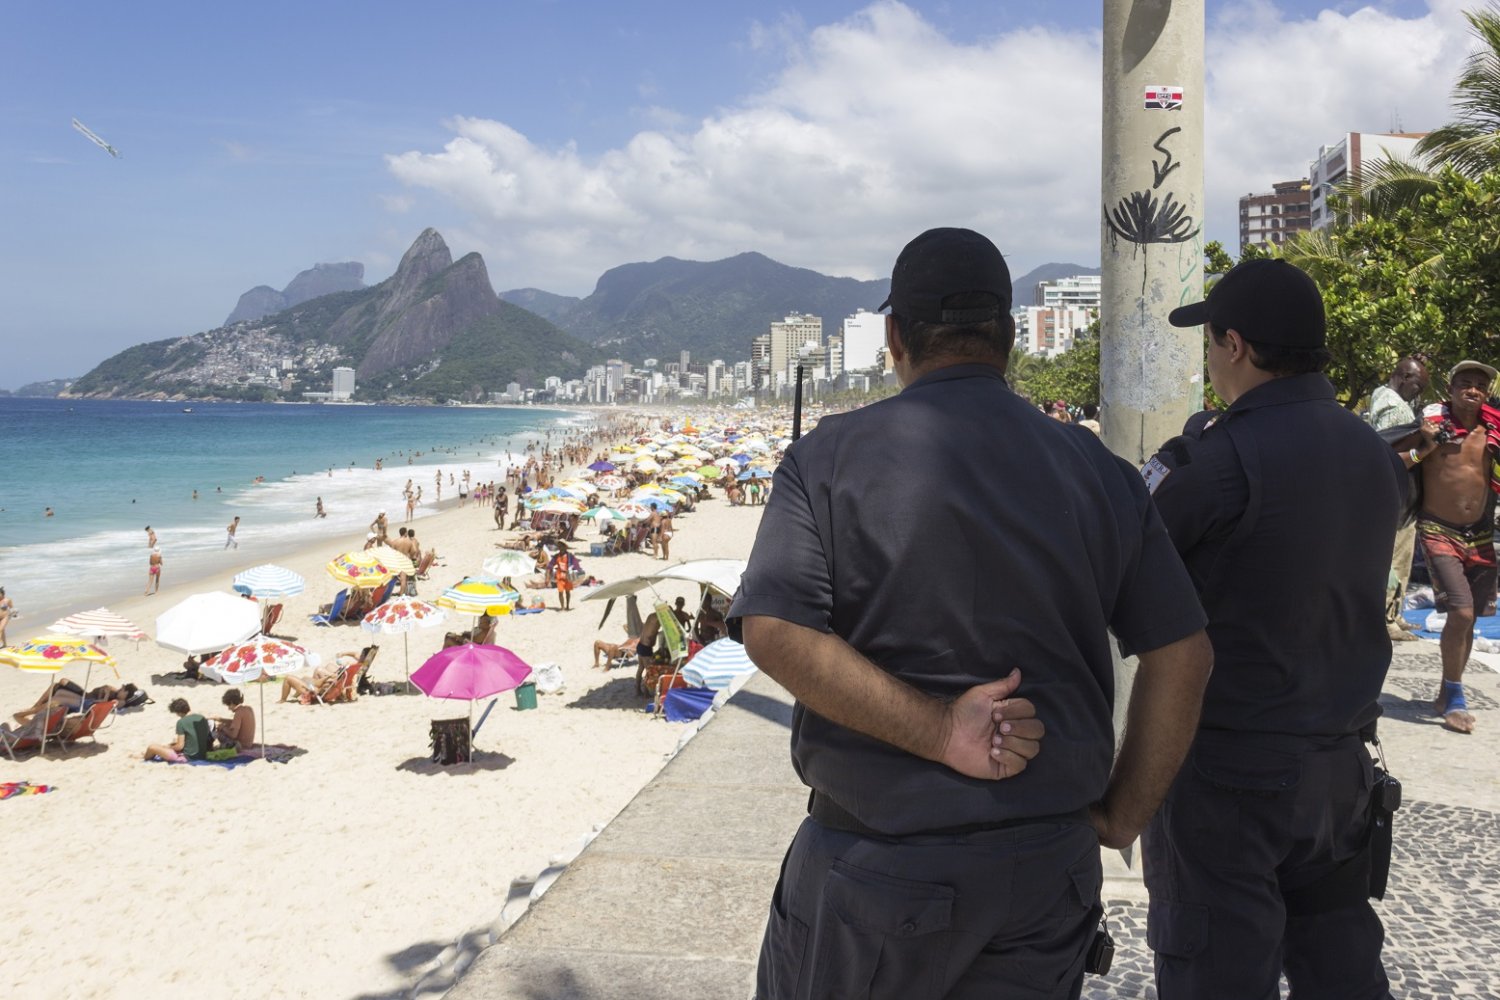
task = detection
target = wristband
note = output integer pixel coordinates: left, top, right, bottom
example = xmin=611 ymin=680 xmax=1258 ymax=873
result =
xmin=1410 ymin=448 xmax=1423 ymax=464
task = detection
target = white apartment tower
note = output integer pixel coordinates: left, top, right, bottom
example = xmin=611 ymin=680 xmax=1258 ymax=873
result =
xmin=331 ymin=367 xmax=356 ymax=400
xmin=840 ymin=309 xmax=886 ymax=373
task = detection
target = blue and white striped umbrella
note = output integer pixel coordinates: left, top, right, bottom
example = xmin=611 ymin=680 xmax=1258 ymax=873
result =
xmin=681 ymin=638 xmax=757 ymax=690
xmin=232 ymin=564 xmax=306 ymax=599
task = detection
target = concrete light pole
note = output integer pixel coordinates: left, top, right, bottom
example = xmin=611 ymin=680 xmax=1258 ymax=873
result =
xmin=1100 ymin=0 xmax=1205 ymax=879
xmin=1100 ymin=0 xmax=1206 ymax=465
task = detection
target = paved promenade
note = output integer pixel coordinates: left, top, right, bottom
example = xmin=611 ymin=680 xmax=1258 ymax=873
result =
xmin=446 ymin=641 xmax=1500 ymax=999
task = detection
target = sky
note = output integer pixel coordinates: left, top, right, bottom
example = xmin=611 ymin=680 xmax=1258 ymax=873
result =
xmin=0 ymin=0 xmax=1478 ymax=387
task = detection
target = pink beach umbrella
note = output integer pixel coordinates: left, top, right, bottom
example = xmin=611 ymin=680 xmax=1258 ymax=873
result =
xmin=411 ymin=643 xmax=534 ymax=756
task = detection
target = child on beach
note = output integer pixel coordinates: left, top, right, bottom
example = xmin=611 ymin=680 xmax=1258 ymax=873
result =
xmin=143 ymin=698 xmax=209 ymax=762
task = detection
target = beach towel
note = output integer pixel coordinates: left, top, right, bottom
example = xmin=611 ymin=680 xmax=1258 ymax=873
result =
xmin=2 ymin=781 xmax=54 ymax=799
xmin=513 ymin=607 xmax=544 ymax=615
xmin=663 ymin=687 xmax=716 ymax=722
xmin=148 ymin=754 xmax=258 ymax=770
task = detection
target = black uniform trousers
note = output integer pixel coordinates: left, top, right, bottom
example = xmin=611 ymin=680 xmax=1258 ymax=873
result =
xmin=756 ymin=816 xmax=1100 ymax=1000
xmin=1142 ymin=730 xmax=1392 ymax=1000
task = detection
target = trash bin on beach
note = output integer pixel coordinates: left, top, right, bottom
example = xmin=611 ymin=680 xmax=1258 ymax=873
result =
xmin=514 ymin=681 xmax=538 ymax=711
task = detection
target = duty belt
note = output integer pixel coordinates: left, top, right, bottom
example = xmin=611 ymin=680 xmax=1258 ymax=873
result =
xmin=809 ymin=790 xmax=1089 ymax=839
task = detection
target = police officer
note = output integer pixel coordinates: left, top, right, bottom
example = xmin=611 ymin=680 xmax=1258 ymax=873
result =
xmin=732 ymin=227 xmax=1214 ymax=999
xmin=1141 ymin=259 xmax=1407 ymax=999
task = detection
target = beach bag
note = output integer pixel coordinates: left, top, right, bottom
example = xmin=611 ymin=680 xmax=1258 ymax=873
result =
xmin=533 ymin=662 xmax=565 ymax=695
xmin=121 ymin=686 xmax=150 ymax=710
xmin=429 ymin=718 xmax=471 ymax=765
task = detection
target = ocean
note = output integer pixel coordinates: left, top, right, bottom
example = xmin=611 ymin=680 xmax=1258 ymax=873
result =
xmin=0 ymin=397 xmax=588 ymax=626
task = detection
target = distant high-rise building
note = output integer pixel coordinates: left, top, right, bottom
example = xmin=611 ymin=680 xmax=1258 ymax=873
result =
xmin=1016 ymin=306 xmax=1095 ymax=358
xmin=1036 ymin=275 xmax=1101 ymax=311
xmin=841 ymin=309 xmax=885 ymax=372
xmin=751 ymin=334 xmax=772 ymax=389
xmin=732 ymin=360 xmax=755 ymax=394
xmin=1309 ymin=131 xmax=1427 ymax=231
xmin=605 ymin=359 xmax=628 ymax=401
xmin=331 ymin=366 xmax=356 ymax=400
xmin=1239 ymin=179 xmax=1311 ymax=252
xmin=680 ymin=349 xmax=691 ymax=371
xmin=769 ymin=314 xmax=822 ymax=380
xmin=827 ymin=335 xmax=843 ymax=379
xmin=707 ymin=359 xmax=727 ymax=396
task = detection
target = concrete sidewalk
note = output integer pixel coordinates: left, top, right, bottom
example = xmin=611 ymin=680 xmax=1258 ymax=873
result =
xmin=447 ymin=642 xmax=1500 ymax=999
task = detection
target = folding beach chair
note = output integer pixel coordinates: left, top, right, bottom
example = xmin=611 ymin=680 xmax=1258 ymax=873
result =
xmin=310 ymin=590 xmax=348 ymax=627
xmin=58 ymin=701 xmax=117 ymax=753
xmin=637 ymin=602 xmax=690 ymax=696
xmin=260 ymin=603 xmax=284 ymax=636
xmin=0 ymin=707 xmax=68 ymax=760
xmin=313 ymin=661 xmax=363 ymax=705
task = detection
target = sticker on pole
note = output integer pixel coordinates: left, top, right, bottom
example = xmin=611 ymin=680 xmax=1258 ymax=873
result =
xmin=1144 ymin=85 xmax=1183 ymax=110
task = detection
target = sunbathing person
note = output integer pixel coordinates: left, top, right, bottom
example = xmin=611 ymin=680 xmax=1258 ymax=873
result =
xmin=279 ymin=661 xmax=341 ymax=704
xmin=12 ymin=678 xmax=85 ymax=724
xmin=143 ymin=698 xmax=209 ymax=762
xmin=592 ymin=633 xmax=639 ymax=669
xmin=211 ymin=688 xmax=256 ymax=752
xmin=471 ymin=613 xmax=498 ymax=645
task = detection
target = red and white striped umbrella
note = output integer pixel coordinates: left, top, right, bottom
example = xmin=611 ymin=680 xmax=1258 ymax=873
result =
xmin=48 ymin=607 xmax=146 ymax=642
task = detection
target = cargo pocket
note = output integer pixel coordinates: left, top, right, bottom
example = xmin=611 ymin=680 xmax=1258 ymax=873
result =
xmin=1146 ymin=900 xmax=1210 ymax=959
xmin=808 ymin=860 xmax=954 ymax=1000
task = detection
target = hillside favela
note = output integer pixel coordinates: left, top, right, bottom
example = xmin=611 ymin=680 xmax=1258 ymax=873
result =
xmin=6 ymin=3 xmax=1500 ymax=1000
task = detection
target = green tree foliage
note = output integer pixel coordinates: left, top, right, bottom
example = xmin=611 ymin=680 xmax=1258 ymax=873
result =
xmin=1012 ymin=335 xmax=1100 ymax=407
xmin=1416 ymin=4 xmax=1500 ymax=177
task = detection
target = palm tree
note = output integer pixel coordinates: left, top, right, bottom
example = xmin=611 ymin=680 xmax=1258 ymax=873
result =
xmin=1416 ymin=4 xmax=1500 ymax=176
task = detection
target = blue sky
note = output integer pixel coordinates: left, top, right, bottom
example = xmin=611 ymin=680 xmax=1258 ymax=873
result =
xmin=0 ymin=0 xmax=1469 ymax=386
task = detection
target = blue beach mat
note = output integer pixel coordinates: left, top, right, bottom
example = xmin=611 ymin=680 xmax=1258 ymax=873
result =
xmin=1401 ymin=608 xmax=1500 ymax=640
xmin=149 ymin=754 xmax=257 ymax=770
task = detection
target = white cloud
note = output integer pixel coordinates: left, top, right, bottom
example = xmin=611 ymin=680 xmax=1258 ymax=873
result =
xmin=386 ymin=0 xmax=1479 ymax=295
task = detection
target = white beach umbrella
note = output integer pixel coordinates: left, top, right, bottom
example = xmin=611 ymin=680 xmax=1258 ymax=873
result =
xmin=155 ymin=592 xmax=262 ymax=656
xmin=482 ymin=551 xmax=537 ymax=580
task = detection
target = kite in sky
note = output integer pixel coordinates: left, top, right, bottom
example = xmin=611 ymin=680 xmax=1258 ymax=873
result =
xmin=71 ymin=118 xmax=121 ymax=158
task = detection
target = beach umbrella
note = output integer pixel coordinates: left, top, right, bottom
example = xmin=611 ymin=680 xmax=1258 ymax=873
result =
xmin=361 ymin=598 xmax=447 ymax=692
xmin=617 ymin=502 xmax=654 ymax=520
xmin=1 ymin=635 xmax=117 ymax=753
xmin=580 ymin=506 xmax=628 ymax=522
xmin=695 ymin=465 xmax=722 ymax=479
xmin=436 ymin=578 xmax=521 ymax=616
xmin=232 ymin=564 xmax=306 ymax=599
xmin=587 ymin=461 xmax=616 ymax=472
xmin=203 ymin=637 xmax=317 ymax=758
xmin=156 ymin=592 xmax=262 ymax=656
xmin=714 ymin=457 xmax=740 ymax=469
xmin=737 ymin=468 xmax=773 ymax=482
xmin=536 ymin=500 xmax=584 ymax=514
xmin=412 ymin=643 xmax=535 ymax=756
xmin=49 ymin=607 xmax=146 ymax=643
xmin=730 ymin=453 xmax=751 ymax=465
xmin=596 ymin=475 xmax=626 ymax=491
xmin=482 ymin=551 xmax=538 ymax=580
xmin=326 ymin=551 xmax=394 ymax=588
xmin=367 ymin=545 xmax=417 ymax=576
xmin=681 ymin=638 xmax=757 ymax=690
xmin=549 ymin=484 xmax=591 ymax=500
xmin=634 ymin=458 xmax=662 ymax=474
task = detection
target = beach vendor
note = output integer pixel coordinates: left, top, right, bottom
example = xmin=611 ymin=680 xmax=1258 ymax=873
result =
xmin=732 ymin=227 xmax=1212 ymax=998
xmin=551 ymin=543 xmax=574 ymax=611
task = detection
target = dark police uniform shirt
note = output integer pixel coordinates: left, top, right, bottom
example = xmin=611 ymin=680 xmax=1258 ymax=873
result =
xmin=1144 ymin=372 xmax=1409 ymax=737
xmin=730 ymin=364 xmax=1206 ymax=836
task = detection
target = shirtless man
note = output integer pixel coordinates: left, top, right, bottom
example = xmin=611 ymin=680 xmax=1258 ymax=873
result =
xmin=224 ymin=516 xmax=240 ymax=550
xmin=1402 ymin=360 xmax=1500 ymax=733
xmin=146 ymin=525 xmax=157 ymax=548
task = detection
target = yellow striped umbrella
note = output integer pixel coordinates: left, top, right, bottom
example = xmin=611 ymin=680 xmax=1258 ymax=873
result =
xmin=0 ymin=634 xmax=116 ymax=673
xmin=368 ymin=545 xmax=417 ymax=575
xmin=326 ymin=551 xmax=394 ymax=588
xmin=435 ymin=578 xmax=521 ymax=615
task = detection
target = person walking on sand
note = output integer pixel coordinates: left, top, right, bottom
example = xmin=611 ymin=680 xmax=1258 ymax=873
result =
xmin=551 ymin=543 xmax=574 ymax=611
xmin=224 ymin=516 xmax=240 ymax=550
xmin=145 ymin=547 xmax=162 ymax=595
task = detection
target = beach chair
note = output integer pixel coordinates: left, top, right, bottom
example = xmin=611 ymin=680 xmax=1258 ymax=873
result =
xmin=313 ymin=661 xmax=363 ymax=705
xmin=1 ymin=707 xmax=68 ymax=760
xmin=414 ymin=552 xmax=436 ymax=580
xmin=310 ymin=590 xmax=349 ymax=627
xmin=342 ymin=645 xmax=380 ymax=693
xmin=57 ymin=701 xmax=117 ymax=752
xmin=260 ymin=602 xmax=285 ymax=636
xmin=372 ymin=578 xmax=397 ymax=608
xmin=637 ymin=602 xmax=690 ymax=696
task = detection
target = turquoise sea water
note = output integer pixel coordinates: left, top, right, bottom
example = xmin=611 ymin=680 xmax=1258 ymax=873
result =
xmin=0 ymin=397 xmax=586 ymax=626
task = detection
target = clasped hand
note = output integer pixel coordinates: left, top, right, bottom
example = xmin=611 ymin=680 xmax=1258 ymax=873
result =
xmin=937 ymin=668 xmax=1043 ymax=780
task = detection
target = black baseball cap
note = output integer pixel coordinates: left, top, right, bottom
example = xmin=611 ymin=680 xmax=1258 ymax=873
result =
xmin=878 ymin=227 xmax=1012 ymax=323
xmin=1168 ymin=258 xmax=1326 ymax=348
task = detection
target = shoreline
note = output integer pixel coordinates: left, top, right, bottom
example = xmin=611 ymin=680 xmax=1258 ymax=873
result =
xmin=2 ymin=408 xmax=778 ymax=999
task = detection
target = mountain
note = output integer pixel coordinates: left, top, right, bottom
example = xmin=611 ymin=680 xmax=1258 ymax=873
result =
xmin=14 ymin=378 xmax=76 ymax=397
xmin=225 ymin=262 xmax=366 ymax=325
xmin=504 ymin=252 xmax=888 ymax=363
xmin=71 ymin=229 xmax=596 ymax=402
xmin=1010 ymin=263 xmax=1101 ymax=307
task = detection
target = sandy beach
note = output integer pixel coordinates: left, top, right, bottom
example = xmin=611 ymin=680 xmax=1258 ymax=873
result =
xmin=1 ymin=431 xmax=768 ymax=1000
